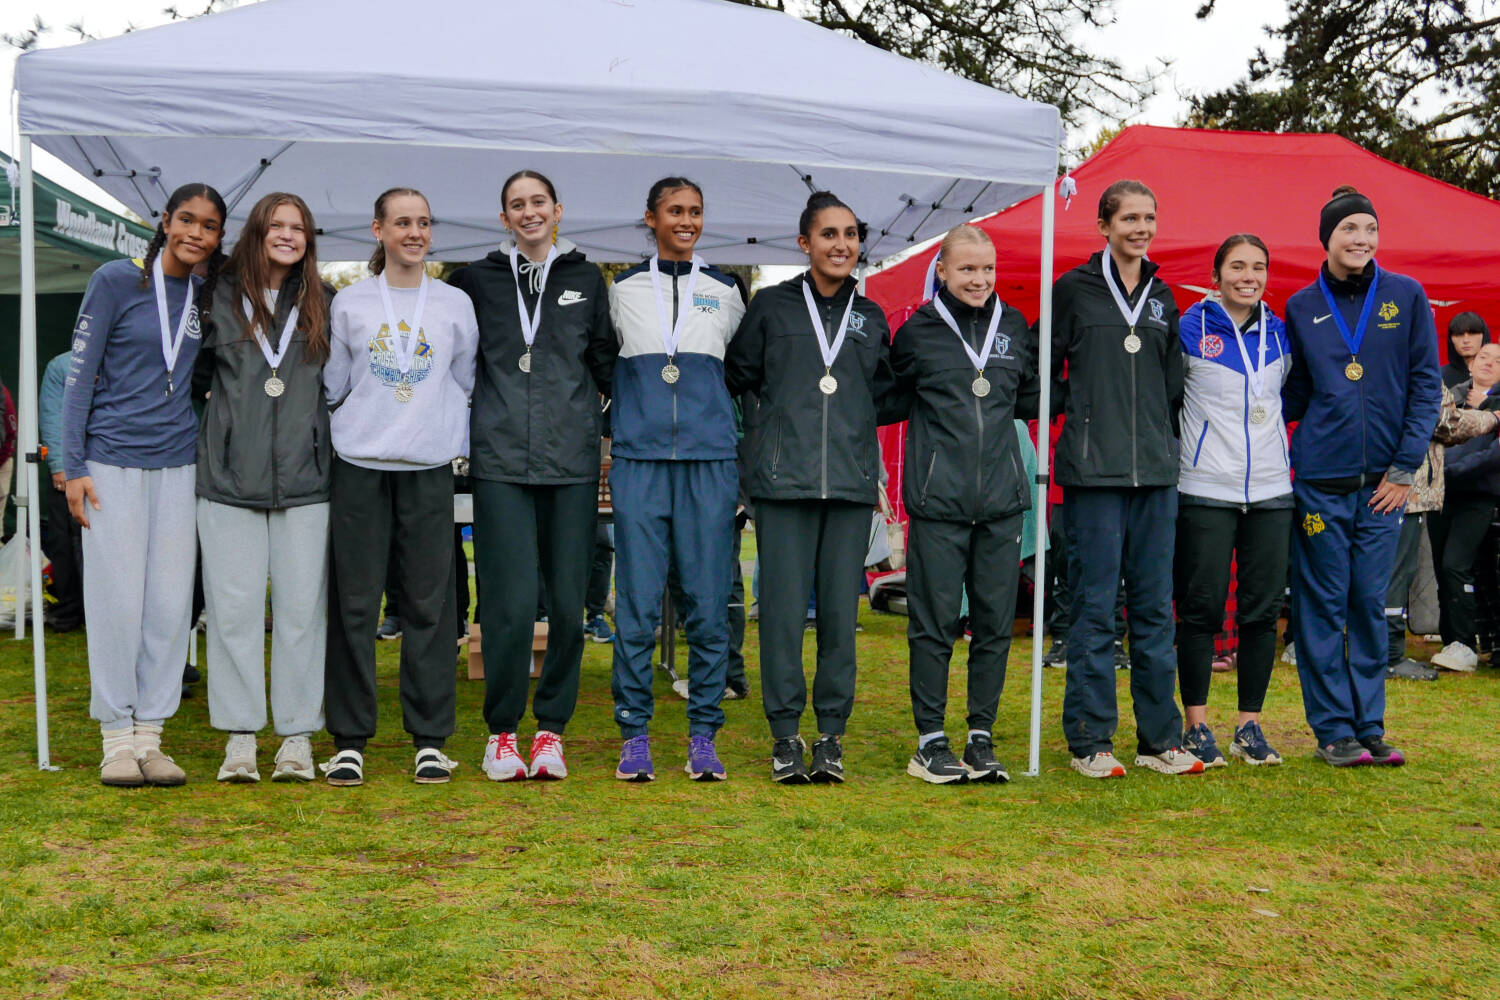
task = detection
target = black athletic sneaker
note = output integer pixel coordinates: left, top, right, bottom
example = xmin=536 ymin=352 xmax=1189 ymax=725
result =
xmin=962 ymin=734 xmax=1010 ymax=783
xmin=771 ymin=736 xmax=811 ymax=784
xmin=1358 ymin=734 xmax=1406 ymax=766
xmin=1041 ymin=640 xmax=1067 ymax=669
xmin=1113 ymin=640 xmax=1129 ymax=671
xmin=907 ymin=737 xmax=969 ymax=784
xmin=809 ymin=734 xmax=845 ymax=784
xmin=1315 ymin=736 xmax=1373 ymax=767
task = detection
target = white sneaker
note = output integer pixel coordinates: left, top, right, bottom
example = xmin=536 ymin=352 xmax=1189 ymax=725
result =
xmin=671 ymin=677 xmax=689 ymax=700
xmin=272 ymin=735 xmax=315 ymax=782
xmin=1280 ymin=642 xmax=1297 ymax=666
xmin=1070 ymin=751 xmax=1126 ymax=779
xmin=482 ymin=733 xmax=528 ymax=781
xmin=217 ymin=732 xmax=259 ymax=783
xmin=1431 ymin=641 xmax=1479 ymax=672
xmin=528 ymin=731 xmax=568 ymax=780
xmin=1134 ymin=746 xmax=1206 ymax=775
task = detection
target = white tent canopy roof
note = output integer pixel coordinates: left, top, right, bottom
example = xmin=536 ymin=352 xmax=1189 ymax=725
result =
xmin=15 ymin=0 xmax=1059 ymax=264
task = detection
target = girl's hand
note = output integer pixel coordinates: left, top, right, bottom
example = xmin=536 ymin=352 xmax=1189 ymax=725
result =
xmin=1368 ymin=476 xmax=1411 ymax=515
xmin=66 ymin=476 xmax=100 ymax=529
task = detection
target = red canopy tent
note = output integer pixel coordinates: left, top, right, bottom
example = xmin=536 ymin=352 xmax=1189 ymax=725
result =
xmin=866 ymin=125 xmax=1500 ymax=524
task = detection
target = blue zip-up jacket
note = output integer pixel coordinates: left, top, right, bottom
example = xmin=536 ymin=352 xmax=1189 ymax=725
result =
xmin=1282 ymin=262 xmax=1441 ymax=481
xmin=608 ymin=258 xmax=746 ymax=461
xmin=1178 ymin=299 xmax=1292 ymax=504
xmin=39 ymin=352 xmax=70 ymax=478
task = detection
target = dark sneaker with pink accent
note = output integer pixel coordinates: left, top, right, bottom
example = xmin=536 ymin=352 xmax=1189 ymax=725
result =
xmin=1316 ymin=736 xmax=1373 ymax=767
xmin=1358 ymin=735 xmax=1405 ymax=766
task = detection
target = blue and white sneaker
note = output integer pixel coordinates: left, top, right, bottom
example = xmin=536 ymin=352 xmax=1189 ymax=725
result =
xmin=685 ymin=734 xmax=727 ymax=781
xmin=1183 ymin=723 xmax=1227 ymax=768
xmin=1229 ymin=720 xmax=1283 ymax=766
xmin=584 ymin=615 xmax=614 ymax=643
xmin=615 ymin=734 xmax=655 ymax=782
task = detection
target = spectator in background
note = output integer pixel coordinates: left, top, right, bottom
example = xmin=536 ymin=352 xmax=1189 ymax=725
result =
xmin=39 ymin=353 xmax=85 ymax=631
xmin=1428 ymin=342 xmax=1500 ymax=672
xmin=1442 ymin=312 xmax=1489 ymax=389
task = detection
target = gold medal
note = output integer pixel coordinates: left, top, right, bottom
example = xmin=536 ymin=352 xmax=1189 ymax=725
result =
xmin=661 ymin=363 xmax=681 ymax=384
xmin=1345 ymin=360 xmax=1364 ymax=382
xmin=818 ymin=373 xmax=839 ymax=396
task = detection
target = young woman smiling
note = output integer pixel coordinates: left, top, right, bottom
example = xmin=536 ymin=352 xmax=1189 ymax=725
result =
xmin=194 ymin=192 xmax=334 ymax=784
xmin=63 ymin=183 xmax=227 ymax=786
xmin=321 ymin=187 xmax=478 ymax=786
xmin=886 ymin=224 xmax=1039 ymax=784
xmin=726 ymin=190 xmax=895 ymax=784
xmin=1173 ymin=234 xmax=1292 ymax=768
xmin=449 ymin=170 xmax=616 ymax=782
xmin=1050 ymin=179 xmax=1201 ymax=780
xmin=607 ymin=177 xmax=746 ymax=782
xmin=1282 ymin=185 xmax=1442 ymax=767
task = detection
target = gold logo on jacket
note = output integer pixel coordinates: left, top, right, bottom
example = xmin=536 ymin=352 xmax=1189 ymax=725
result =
xmin=1303 ymin=513 xmax=1326 ymax=537
xmin=1378 ymin=301 xmax=1399 ymax=322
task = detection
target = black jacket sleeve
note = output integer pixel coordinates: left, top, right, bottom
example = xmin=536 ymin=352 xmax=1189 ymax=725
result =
xmin=724 ymin=291 xmax=766 ymax=397
xmin=1013 ymin=312 xmax=1041 ymax=422
xmin=585 ymin=268 xmax=618 ymax=397
xmin=879 ymin=312 xmax=918 ymax=425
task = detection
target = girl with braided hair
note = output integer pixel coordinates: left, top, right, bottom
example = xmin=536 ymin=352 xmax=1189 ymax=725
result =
xmin=62 ymin=182 xmax=227 ymax=787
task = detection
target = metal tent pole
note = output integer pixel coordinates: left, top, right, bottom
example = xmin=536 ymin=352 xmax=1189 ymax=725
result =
xmin=1026 ymin=177 xmax=1057 ymax=778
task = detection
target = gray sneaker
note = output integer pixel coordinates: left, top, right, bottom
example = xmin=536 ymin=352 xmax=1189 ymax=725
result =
xmin=1070 ymin=751 xmax=1126 ymax=779
xmin=1134 ymin=746 xmax=1205 ymax=775
xmin=217 ymin=732 xmax=260 ymax=783
xmin=272 ymin=735 xmax=315 ymax=782
xmin=1387 ymin=658 xmax=1439 ymax=682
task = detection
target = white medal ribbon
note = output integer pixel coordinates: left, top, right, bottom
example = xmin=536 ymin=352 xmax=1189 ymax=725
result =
xmin=801 ymin=278 xmax=856 ymax=374
xmin=1099 ymin=250 xmax=1155 ymax=332
xmin=648 ymin=254 xmax=703 ymax=360
xmin=242 ymin=294 xmax=299 ymax=373
xmin=377 ymin=270 xmax=430 ymax=377
xmin=508 ymin=245 xmax=557 ymax=353
xmin=1213 ymin=300 xmax=1269 ymax=404
xmin=932 ymin=293 xmax=1003 ymax=376
xmin=153 ymin=255 xmax=195 ymax=385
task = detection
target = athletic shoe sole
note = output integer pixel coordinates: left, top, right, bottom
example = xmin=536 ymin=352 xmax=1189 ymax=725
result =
xmin=1431 ymin=659 xmax=1477 ymax=673
xmin=614 ymin=769 xmax=655 ymax=782
xmin=217 ymin=765 xmax=260 ymax=783
xmin=1228 ymin=745 xmax=1282 ymax=766
xmin=484 ymin=765 xmax=528 ymax=782
xmin=1194 ymin=754 xmax=1228 ymax=769
xmin=1366 ymin=749 xmax=1406 ymax=766
xmin=1315 ymin=748 xmax=1373 ymax=767
xmin=271 ymin=766 xmax=314 ymax=782
xmin=529 ymin=763 xmax=567 ymax=780
xmin=809 ymin=768 xmax=844 ymax=784
xmin=771 ymin=768 xmax=811 ymax=785
xmin=906 ymin=758 xmax=968 ymax=784
xmin=1070 ymin=757 xmax=1126 ymax=779
xmin=685 ymin=763 xmax=727 ymax=781
xmin=1134 ymin=755 xmax=1206 ymax=775
xmin=965 ymin=766 xmax=1010 ymax=783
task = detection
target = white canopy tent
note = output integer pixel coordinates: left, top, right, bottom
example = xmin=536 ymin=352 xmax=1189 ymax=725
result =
xmin=12 ymin=0 xmax=1062 ymax=771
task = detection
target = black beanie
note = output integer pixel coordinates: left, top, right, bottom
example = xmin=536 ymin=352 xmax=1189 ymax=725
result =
xmin=1319 ymin=191 xmax=1377 ymax=248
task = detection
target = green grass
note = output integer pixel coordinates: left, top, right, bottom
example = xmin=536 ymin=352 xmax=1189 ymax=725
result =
xmin=2 ymin=605 xmax=1498 ymax=999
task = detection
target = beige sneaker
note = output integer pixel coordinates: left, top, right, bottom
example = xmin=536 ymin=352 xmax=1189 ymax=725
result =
xmin=137 ymin=748 xmax=187 ymax=786
xmin=217 ymin=733 xmax=260 ymax=783
xmin=272 ymin=736 xmax=315 ymax=782
xmin=1070 ymin=751 xmax=1127 ymax=779
xmin=1134 ymin=746 xmax=1206 ymax=775
xmin=100 ymin=747 xmax=144 ymax=787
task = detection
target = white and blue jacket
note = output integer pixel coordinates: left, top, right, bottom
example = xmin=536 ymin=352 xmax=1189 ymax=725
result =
xmin=608 ymin=259 xmax=746 ymax=461
xmin=1178 ymin=299 xmax=1293 ymax=504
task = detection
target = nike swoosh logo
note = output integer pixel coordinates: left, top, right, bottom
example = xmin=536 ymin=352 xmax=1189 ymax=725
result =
xmin=1314 ymin=314 xmax=1332 ymax=324
xmin=558 ymin=291 xmax=586 ymax=306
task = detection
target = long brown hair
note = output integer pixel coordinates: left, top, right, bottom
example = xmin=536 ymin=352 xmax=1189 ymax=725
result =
xmin=228 ymin=192 xmax=329 ymax=363
xmin=369 ymin=187 xmax=429 ymax=275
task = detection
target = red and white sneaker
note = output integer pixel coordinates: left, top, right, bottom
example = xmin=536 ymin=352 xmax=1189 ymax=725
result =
xmin=528 ymin=730 xmax=568 ymax=780
xmin=482 ymin=733 xmax=527 ymax=782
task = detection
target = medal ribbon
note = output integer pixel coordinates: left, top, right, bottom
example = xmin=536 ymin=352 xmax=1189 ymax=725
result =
xmin=933 ymin=293 xmax=1003 ymax=376
xmin=508 ymin=246 xmax=557 ymax=353
xmin=242 ymin=294 xmax=300 ymax=374
xmin=648 ymin=254 xmax=703 ymax=360
xmin=1317 ymin=264 xmax=1381 ymax=361
xmin=1099 ymin=250 xmax=1155 ymax=333
xmin=1211 ymin=300 xmax=1269 ymax=403
xmin=801 ymin=278 xmax=856 ymax=374
xmin=377 ymin=271 xmax=430 ymax=376
xmin=153 ymin=256 xmax=196 ymax=382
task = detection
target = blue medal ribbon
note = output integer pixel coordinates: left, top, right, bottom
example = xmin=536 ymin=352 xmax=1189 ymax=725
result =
xmin=1316 ymin=264 xmax=1381 ymax=361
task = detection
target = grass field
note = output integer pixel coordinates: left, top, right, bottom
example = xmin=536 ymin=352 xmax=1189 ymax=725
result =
xmin=2 ymin=594 xmax=1498 ymax=999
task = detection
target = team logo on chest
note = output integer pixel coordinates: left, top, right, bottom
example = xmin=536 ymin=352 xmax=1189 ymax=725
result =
xmin=1302 ymin=512 xmax=1325 ymax=537
xmin=368 ymin=321 xmax=435 ymax=389
xmin=693 ymin=293 xmax=721 ymax=314
xmin=185 ymin=306 xmax=202 ymax=340
xmin=992 ymin=334 xmax=1012 ymax=360
xmin=848 ymin=310 xmax=866 ymax=333
xmin=1378 ymin=301 xmax=1399 ymax=322
xmin=1149 ymin=299 xmax=1165 ymax=323
xmin=1199 ymin=334 xmax=1224 ymax=359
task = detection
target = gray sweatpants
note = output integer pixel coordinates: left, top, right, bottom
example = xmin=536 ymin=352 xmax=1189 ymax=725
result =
xmin=83 ymin=462 xmax=197 ymax=730
xmin=199 ymin=498 xmax=329 ymax=736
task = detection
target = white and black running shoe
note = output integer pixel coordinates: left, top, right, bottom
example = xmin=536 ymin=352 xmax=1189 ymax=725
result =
xmin=907 ymin=737 xmax=969 ymax=784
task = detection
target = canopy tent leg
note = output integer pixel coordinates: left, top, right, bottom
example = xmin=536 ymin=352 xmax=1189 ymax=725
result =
xmin=1026 ymin=177 xmax=1056 ymax=778
xmin=17 ymin=137 xmax=56 ymax=771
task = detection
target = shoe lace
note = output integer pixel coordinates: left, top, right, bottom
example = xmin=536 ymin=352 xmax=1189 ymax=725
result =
xmin=623 ymin=735 xmax=650 ymax=763
xmin=533 ymin=731 xmax=562 ymax=758
xmin=689 ymin=734 xmax=717 ymax=759
xmin=927 ymin=740 xmax=960 ymax=768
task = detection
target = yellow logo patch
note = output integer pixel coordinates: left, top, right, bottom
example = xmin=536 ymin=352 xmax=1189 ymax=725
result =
xmin=1303 ymin=513 xmax=1325 ymax=537
xmin=1378 ymin=301 xmax=1399 ymax=322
